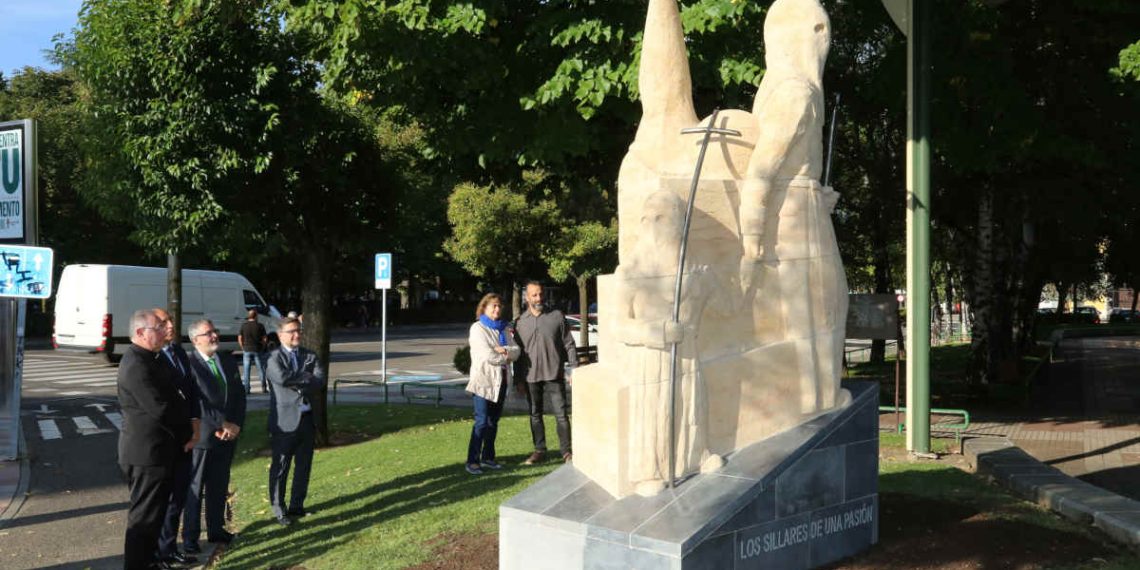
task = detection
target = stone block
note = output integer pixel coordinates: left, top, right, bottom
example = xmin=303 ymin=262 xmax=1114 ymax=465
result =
xmin=499 ymin=381 xmax=879 ymax=570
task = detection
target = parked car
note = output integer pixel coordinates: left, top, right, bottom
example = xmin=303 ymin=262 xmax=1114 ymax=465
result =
xmin=1109 ymin=309 xmax=1140 ymax=323
xmin=53 ymin=264 xmax=280 ymax=362
xmin=565 ymin=313 xmax=598 ymax=348
xmin=1074 ymin=306 xmax=1100 ymax=324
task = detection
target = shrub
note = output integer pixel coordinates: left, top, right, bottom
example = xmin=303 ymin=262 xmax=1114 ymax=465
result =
xmin=453 ymin=345 xmax=471 ymax=375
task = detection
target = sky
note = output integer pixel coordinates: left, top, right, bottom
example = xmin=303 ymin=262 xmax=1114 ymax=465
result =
xmin=0 ymin=0 xmax=83 ymax=78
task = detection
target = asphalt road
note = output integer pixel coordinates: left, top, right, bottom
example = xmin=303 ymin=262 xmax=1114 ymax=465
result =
xmin=3 ymin=324 xmax=468 ymax=569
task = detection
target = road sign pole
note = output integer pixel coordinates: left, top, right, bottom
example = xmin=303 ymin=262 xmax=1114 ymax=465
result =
xmin=381 ymin=288 xmax=388 ymax=403
xmin=375 ymin=253 xmax=393 ymax=404
xmin=0 ymin=119 xmax=39 ymax=460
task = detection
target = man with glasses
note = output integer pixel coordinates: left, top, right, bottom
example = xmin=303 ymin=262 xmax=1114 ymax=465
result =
xmin=183 ymin=319 xmax=246 ymax=550
xmin=265 ymin=317 xmax=325 ymax=527
xmin=151 ymin=308 xmax=201 ymax=566
xmin=116 ymin=309 xmax=196 ymax=570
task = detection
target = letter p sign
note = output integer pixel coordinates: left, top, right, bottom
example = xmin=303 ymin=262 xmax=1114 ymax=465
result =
xmin=375 ymin=253 xmax=393 ymax=290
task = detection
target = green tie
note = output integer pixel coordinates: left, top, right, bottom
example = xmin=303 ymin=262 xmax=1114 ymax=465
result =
xmin=207 ymin=358 xmax=225 ymax=391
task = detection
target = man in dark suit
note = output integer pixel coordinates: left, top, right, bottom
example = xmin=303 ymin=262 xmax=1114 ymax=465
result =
xmin=266 ymin=316 xmax=325 ymax=526
xmin=152 ymin=308 xmax=201 ymax=566
xmin=182 ymin=318 xmax=247 ymax=548
xmin=116 ymin=309 xmax=195 ymax=570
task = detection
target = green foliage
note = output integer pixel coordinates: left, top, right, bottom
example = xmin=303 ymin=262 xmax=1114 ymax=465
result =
xmin=543 ymin=220 xmax=618 ymax=283
xmin=69 ymin=0 xmax=283 ymax=253
xmin=0 ymin=67 xmax=145 ymax=265
xmin=443 ymin=178 xmax=559 ymax=285
xmin=453 ymin=345 xmax=471 ymax=375
xmin=1112 ymin=41 xmax=1140 ymax=81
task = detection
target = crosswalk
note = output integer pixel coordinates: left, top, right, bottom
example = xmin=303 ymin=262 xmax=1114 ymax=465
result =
xmin=21 ymin=355 xmax=119 ymax=397
xmin=21 ymin=355 xmax=469 ymax=441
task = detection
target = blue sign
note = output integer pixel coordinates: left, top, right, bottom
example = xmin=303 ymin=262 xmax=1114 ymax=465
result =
xmin=374 ymin=253 xmax=392 ymax=290
xmin=0 ymin=245 xmax=52 ymax=299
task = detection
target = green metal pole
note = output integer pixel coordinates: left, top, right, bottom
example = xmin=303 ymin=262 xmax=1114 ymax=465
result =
xmin=905 ymin=0 xmax=932 ymax=454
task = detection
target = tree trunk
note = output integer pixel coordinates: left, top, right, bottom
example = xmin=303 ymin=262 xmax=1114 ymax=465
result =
xmin=1056 ymin=280 xmax=1068 ymax=315
xmin=577 ymin=274 xmax=590 ymax=347
xmin=968 ymin=190 xmax=994 ymax=385
xmin=870 ymin=228 xmax=891 ymax=364
xmin=301 ymin=243 xmax=333 ymax=446
xmin=511 ymin=279 xmax=522 ymax=321
xmin=167 ymin=252 xmax=182 ymax=342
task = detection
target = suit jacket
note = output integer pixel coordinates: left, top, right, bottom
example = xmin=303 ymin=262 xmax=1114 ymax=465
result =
xmin=266 ymin=345 xmax=326 ymax=435
xmin=117 ymin=343 xmax=195 ymax=466
xmin=188 ymin=350 xmax=247 ymax=449
xmin=158 ymin=343 xmax=200 ymax=421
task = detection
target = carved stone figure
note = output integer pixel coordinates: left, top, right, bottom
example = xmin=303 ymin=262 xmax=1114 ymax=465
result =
xmin=614 ymin=191 xmax=727 ymax=496
xmin=572 ymin=0 xmax=849 ymax=499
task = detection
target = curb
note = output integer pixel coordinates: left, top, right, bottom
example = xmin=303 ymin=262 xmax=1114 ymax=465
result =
xmin=964 ymin=436 xmax=1140 ymax=551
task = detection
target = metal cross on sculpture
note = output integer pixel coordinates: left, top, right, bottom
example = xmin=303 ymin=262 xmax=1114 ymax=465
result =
xmin=666 ymin=109 xmax=744 ymax=489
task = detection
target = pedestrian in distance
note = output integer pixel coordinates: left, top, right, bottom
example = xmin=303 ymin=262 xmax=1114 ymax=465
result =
xmin=514 ymin=282 xmax=577 ymax=464
xmin=465 ymin=293 xmax=520 ymax=475
xmin=238 ymin=309 xmax=270 ymax=394
xmin=116 ymin=309 xmax=196 ymax=570
xmin=183 ymin=319 xmax=247 ymax=550
xmin=266 ymin=317 xmax=325 ymax=527
xmin=151 ymin=308 xmax=202 ymax=567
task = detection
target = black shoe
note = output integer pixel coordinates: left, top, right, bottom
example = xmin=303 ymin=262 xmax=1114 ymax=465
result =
xmin=286 ymin=509 xmax=313 ymax=518
xmin=167 ymin=552 xmax=198 ymax=565
xmin=275 ymin=515 xmax=294 ymax=527
xmin=151 ymin=561 xmax=177 ymax=570
xmin=182 ymin=543 xmax=201 ymax=555
xmin=207 ymin=531 xmax=235 ymax=544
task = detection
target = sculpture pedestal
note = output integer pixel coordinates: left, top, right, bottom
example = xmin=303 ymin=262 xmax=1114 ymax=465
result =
xmin=500 ymin=381 xmax=879 ymax=570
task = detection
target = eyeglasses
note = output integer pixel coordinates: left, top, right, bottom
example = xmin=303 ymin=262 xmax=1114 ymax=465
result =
xmin=194 ymin=329 xmax=219 ymax=338
xmin=139 ymin=325 xmax=164 ymax=333
xmin=281 ymin=329 xmax=301 ymax=335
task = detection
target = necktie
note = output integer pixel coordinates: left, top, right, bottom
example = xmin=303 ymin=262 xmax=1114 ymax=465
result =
xmin=207 ymin=358 xmax=225 ymax=392
xmin=291 ymin=350 xmax=300 ymax=371
xmin=165 ymin=347 xmax=183 ymax=375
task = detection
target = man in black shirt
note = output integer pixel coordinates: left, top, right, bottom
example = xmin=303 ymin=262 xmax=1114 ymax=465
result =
xmin=117 ymin=309 xmax=195 ymax=570
xmin=238 ymin=310 xmax=269 ymax=394
xmin=514 ymin=282 xmax=578 ymax=464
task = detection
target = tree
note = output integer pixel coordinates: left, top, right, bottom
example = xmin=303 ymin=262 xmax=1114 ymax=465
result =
xmin=444 ymin=178 xmax=559 ymax=319
xmin=543 ymin=220 xmax=618 ymax=345
xmin=69 ymin=0 xmax=396 ymax=442
xmin=0 ymin=66 xmax=145 ymax=266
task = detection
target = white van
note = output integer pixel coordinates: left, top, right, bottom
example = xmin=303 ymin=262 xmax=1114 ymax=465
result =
xmin=53 ymin=264 xmax=280 ymax=361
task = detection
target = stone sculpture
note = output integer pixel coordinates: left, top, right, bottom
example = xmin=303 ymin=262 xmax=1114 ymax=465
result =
xmin=572 ymin=0 xmax=850 ymax=499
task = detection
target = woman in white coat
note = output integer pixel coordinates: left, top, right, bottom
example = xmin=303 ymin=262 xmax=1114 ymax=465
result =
xmin=465 ymin=293 xmax=520 ymax=475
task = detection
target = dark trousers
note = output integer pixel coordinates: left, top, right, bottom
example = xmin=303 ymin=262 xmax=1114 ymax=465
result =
xmin=183 ymin=442 xmax=237 ymax=543
xmin=466 ymin=394 xmax=504 ymax=465
xmin=269 ymin=413 xmax=315 ymax=517
xmin=525 ymin=380 xmax=571 ymax=454
xmin=121 ymin=463 xmax=174 ymax=570
xmin=156 ymin=451 xmax=192 ymax=557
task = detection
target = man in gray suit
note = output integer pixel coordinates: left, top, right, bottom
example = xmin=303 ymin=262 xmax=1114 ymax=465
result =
xmin=182 ymin=319 xmax=246 ymax=548
xmin=266 ymin=316 xmax=325 ymax=526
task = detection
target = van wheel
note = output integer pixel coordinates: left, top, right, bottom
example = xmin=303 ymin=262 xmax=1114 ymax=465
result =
xmin=104 ymin=352 xmax=123 ymax=365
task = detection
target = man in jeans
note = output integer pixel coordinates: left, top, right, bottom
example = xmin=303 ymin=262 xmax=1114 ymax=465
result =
xmin=514 ymin=282 xmax=578 ymax=464
xmin=238 ymin=310 xmax=269 ymax=394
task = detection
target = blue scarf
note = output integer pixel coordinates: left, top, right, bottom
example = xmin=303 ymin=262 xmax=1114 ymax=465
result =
xmin=479 ymin=314 xmax=507 ymax=346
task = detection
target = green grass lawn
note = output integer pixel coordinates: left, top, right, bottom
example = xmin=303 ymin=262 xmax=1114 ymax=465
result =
xmin=217 ymin=404 xmax=1137 ymax=569
xmin=219 ymin=405 xmax=560 ymax=569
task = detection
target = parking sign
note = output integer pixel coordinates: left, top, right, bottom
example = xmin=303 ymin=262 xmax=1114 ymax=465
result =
xmin=375 ymin=253 xmax=392 ymax=290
